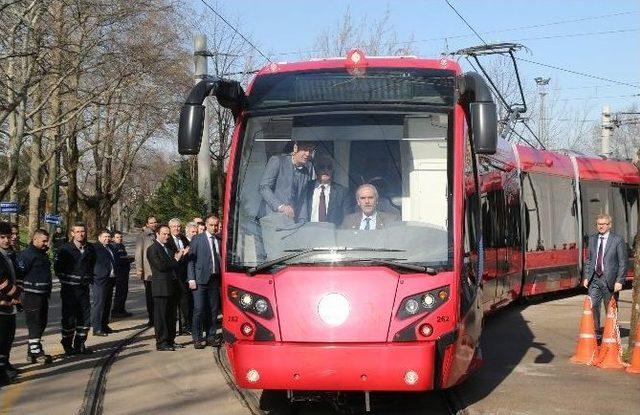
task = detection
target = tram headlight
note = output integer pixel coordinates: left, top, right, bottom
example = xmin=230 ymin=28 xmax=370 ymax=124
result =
xmin=397 ymin=285 xmax=450 ymax=320
xmin=422 ymin=293 xmax=435 ymax=308
xmin=404 ymin=299 xmax=420 ymax=315
xmin=254 ymin=298 xmax=269 ymax=314
xmin=240 ymin=293 xmax=253 ymax=308
xmin=228 ymin=286 xmax=274 ymax=319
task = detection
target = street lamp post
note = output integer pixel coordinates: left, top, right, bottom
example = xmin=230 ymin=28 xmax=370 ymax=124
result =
xmin=535 ymin=77 xmax=551 ymax=148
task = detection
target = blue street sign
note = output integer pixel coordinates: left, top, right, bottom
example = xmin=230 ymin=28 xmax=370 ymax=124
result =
xmin=0 ymin=201 xmax=19 ymax=213
xmin=44 ymin=213 xmax=61 ymax=225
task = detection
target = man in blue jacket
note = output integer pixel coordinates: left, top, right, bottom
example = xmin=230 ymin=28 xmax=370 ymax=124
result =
xmin=188 ymin=216 xmax=222 ymax=349
xmin=92 ymin=230 xmax=116 ymax=336
xmin=17 ymin=229 xmax=53 ymax=364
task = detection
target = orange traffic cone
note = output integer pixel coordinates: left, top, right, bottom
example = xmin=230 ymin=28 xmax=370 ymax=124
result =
xmin=626 ymin=322 xmax=640 ymax=374
xmin=570 ymin=296 xmax=598 ymax=365
xmin=594 ymin=298 xmax=626 ymax=369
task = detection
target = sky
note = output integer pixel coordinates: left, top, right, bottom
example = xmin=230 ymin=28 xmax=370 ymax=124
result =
xmin=194 ymin=0 xmax=640 ymax=148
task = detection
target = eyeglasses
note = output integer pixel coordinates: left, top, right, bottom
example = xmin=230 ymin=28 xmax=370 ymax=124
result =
xmin=596 ymin=222 xmax=610 ymax=226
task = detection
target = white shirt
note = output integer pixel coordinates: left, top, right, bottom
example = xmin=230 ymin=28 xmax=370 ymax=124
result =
xmin=104 ymin=244 xmax=115 ymax=278
xmin=173 ymin=235 xmax=183 ymax=250
xmin=311 ymin=183 xmax=331 ymax=222
xmin=595 ymin=231 xmax=610 ymax=274
xmin=205 ymin=231 xmax=219 ymax=273
xmin=360 ymin=212 xmax=378 ymax=230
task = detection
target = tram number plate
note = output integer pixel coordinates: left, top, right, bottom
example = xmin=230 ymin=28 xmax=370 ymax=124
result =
xmin=436 ymin=315 xmax=450 ymax=323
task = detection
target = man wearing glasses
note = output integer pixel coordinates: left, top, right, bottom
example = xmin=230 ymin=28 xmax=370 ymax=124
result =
xmin=582 ymin=213 xmax=627 ymax=338
xmin=307 ymin=156 xmax=352 ymax=226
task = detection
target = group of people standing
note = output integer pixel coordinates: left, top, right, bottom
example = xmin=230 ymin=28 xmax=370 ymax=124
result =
xmin=0 ymin=221 xmax=131 ymax=386
xmin=135 ymin=216 xmax=222 ymax=351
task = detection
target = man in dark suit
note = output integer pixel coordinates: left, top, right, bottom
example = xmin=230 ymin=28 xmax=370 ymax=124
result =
xmin=258 ymin=140 xmax=314 ymax=222
xmin=92 ymin=230 xmax=116 ymax=336
xmin=110 ymin=230 xmax=132 ymax=318
xmin=187 ymin=216 xmax=222 ymax=349
xmin=0 ymin=221 xmax=22 ymax=385
xmin=167 ymin=218 xmax=192 ymax=335
xmin=307 ymin=157 xmax=352 ymax=226
xmin=147 ymin=225 xmax=186 ymax=351
xmin=341 ymin=184 xmax=398 ymax=230
xmin=583 ymin=213 xmax=627 ymax=337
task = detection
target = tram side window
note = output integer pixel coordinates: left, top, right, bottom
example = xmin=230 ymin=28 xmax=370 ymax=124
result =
xmin=625 ymin=187 xmax=639 ymax=248
xmin=580 ymin=182 xmax=635 ymax=246
xmin=523 ymin=173 xmax=577 ymax=251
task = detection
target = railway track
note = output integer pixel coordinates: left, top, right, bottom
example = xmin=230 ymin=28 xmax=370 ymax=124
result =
xmin=78 ymin=325 xmax=151 ymax=415
xmin=213 ymin=345 xmax=465 ymax=415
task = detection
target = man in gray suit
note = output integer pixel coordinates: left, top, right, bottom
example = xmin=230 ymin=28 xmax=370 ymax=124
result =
xmin=258 ymin=141 xmax=314 ymax=222
xmin=582 ymin=213 xmax=627 ymax=336
xmin=341 ymin=184 xmax=398 ymax=230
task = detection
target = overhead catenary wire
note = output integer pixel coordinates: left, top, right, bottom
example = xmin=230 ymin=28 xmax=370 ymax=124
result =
xmin=199 ymin=0 xmax=272 ymax=64
xmin=516 ymin=57 xmax=640 ymax=89
xmin=444 ymin=0 xmax=548 ymax=148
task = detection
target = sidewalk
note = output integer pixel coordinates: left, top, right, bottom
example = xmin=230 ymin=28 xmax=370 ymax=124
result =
xmin=455 ymin=289 xmax=640 ymax=415
xmin=1 ymin=278 xmax=247 ymax=415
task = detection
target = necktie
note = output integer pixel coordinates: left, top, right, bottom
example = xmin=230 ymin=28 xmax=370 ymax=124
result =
xmin=363 ymin=217 xmax=371 ymax=230
xmin=210 ymin=236 xmax=218 ymax=274
xmin=596 ymin=236 xmax=604 ymax=276
xmin=319 ymin=185 xmax=327 ymax=222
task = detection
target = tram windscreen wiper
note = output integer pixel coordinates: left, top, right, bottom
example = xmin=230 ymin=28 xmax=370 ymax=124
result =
xmin=247 ymin=247 xmax=404 ymax=275
xmin=347 ymin=258 xmax=438 ymax=275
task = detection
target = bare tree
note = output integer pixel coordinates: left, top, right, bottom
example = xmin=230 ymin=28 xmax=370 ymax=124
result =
xmin=0 ymin=0 xmax=47 ymax=200
xmin=312 ymin=5 xmax=415 ymax=58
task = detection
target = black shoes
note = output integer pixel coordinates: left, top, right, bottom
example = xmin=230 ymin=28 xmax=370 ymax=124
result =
xmin=178 ymin=329 xmax=192 ymax=336
xmin=193 ymin=340 xmax=206 ymax=349
xmin=206 ymin=336 xmax=222 ymax=347
xmin=104 ymin=326 xmax=115 ymax=334
xmin=93 ymin=331 xmax=108 ymax=337
xmin=156 ymin=345 xmax=175 ymax=351
xmin=74 ymin=345 xmax=93 ymax=355
xmin=171 ymin=343 xmax=185 ymax=349
xmin=111 ymin=310 xmax=133 ymax=318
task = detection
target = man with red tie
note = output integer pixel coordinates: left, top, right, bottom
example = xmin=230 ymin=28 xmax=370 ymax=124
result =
xmin=307 ymin=157 xmax=352 ymax=226
xmin=582 ymin=213 xmax=627 ymax=338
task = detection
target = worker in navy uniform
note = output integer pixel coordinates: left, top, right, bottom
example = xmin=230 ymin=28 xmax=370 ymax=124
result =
xmin=0 ymin=221 xmax=23 ymax=385
xmin=187 ymin=216 xmax=222 ymax=349
xmin=52 ymin=226 xmax=68 ymax=252
xmin=110 ymin=230 xmax=132 ymax=318
xmin=54 ymin=223 xmax=96 ymax=355
xmin=17 ymin=229 xmax=54 ymax=364
xmin=583 ymin=213 xmax=627 ymax=338
xmin=167 ymin=218 xmax=192 ymax=335
xmin=91 ymin=230 xmax=116 ymax=336
xmin=147 ymin=225 xmax=187 ymax=351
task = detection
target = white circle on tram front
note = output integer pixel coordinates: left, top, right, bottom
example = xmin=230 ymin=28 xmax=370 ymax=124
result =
xmin=318 ymin=293 xmax=350 ymax=327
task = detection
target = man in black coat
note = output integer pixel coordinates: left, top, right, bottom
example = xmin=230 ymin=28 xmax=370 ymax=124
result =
xmin=91 ymin=230 xmax=116 ymax=336
xmin=110 ymin=230 xmax=132 ymax=318
xmin=17 ymin=229 xmax=54 ymax=364
xmin=167 ymin=218 xmax=192 ymax=335
xmin=0 ymin=221 xmax=22 ymax=385
xmin=306 ymin=157 xmax=353 ymax=226
xmin=54 ymin=223 xmax=96 ymax=355
xmin=147 ymin=225 xmax=187 ymax=351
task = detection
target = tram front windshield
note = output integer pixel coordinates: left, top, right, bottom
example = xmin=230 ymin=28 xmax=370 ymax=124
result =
xmin=228 ymin=111 xmax=452 ymax=270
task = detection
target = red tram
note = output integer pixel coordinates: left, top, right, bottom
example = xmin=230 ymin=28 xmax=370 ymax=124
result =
xmin=176 ymin=51 xmax=638 ymax=403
